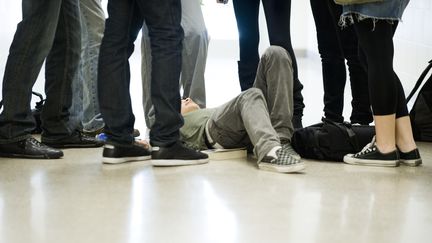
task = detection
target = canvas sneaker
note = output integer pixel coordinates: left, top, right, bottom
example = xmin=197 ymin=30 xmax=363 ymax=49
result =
xmin=102 ymin=142 xmax=151 ymax=164
xmin=399 ymin=148 xmax=422 ymax=166
xmin=259 ymin=143 xmax=305 ymax=173
xmin=343 ymin=137 xmax=399 ymax=167
xmin=151 ymin=141 xmax=209 ymax=166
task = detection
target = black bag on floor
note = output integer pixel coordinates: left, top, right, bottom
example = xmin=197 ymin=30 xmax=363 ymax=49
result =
xmin=406 ymin=59 xmax=432 ymax=142
xmin=0 ymin=91 xmax=45 ymax=134
xmin=292 ymin=117 xmax=375 ymax=161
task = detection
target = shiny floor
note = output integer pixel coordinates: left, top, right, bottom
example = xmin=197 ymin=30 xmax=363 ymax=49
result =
xmin=1 ymin=143 xmax=431 ymax=243
xmin=1 ymin=46 xmax=432 ymax=243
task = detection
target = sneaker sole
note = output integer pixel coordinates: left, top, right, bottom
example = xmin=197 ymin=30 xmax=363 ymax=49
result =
xmin=46 ymin=143 xmax=104 ymax=149
xmin=343 ymin=155 xmax=399 ymax=167
xmin=151 ymin=158 xmax=209 ymax=166
xmin=102 ymin=155 xmax=151 ymax=164
xmin=0 ymin=152 xmax=62 ymax=159
xmin=400 ymin=158 xmax=422 ymax=167
xmin=258 ymin=162 xmax=306 ymax=173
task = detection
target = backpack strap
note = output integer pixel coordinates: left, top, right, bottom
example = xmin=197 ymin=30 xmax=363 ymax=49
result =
xmin=322 ymin=117 xmax=360 ymax=151
xmin=407 ymin=59 xmax=432 ymax=102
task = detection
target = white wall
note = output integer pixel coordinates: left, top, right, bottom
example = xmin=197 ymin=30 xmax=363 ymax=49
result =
xmin=0 ymin=0 xmax=431 ymax=106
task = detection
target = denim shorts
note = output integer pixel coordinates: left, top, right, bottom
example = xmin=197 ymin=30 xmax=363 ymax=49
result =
xmin=340 ymin=0 xmax=410 ymax=26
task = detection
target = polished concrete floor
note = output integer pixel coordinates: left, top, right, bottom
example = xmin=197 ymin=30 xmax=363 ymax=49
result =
xmin=1 ymin=24 xmax=431 ymax=243
xmin=0 ymin=142 xmax=431 ymax=243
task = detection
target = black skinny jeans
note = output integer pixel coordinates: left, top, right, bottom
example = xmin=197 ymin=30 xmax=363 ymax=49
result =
xmin=310 ymin=0 xmax=372 ymax=124
xmin=232 ymin=0 xmax=304 ymax=117
xmin=354 ymin=19 xmax=408 ymax=118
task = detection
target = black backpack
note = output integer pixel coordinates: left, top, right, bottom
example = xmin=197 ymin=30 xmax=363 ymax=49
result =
xmin=406 ymin=59 xmax=432 ymax=142
xmin=291 ymin=117 xmax=375 ymax=161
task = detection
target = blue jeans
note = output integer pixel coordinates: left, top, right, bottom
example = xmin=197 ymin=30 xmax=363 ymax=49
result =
xmin=69 ymin=0 xmax=105 ymax=133
xmin=0 ymin=0 xmax=81 ymax=144
xmin=310 ymin=0 xmax=372 ymax=124
xmin=98 ymin=0 xmax=184 ymax=146
xmin=141 ymin=0 xmax=209 ymax=129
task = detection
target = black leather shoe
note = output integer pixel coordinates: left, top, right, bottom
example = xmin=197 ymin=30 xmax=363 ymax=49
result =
xmin=0 ymin=137 xmax=63 ymax=159
xmin=42 ymin=132 xmax=104 ymax=148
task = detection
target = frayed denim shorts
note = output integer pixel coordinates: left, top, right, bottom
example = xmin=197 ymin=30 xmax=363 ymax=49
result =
xmin=340 ymin=0 xmax=410 ymax=26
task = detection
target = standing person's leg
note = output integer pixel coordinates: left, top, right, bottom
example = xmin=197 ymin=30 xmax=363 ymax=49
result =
xmin=69 ymin=0 xmax=105 ymax=134
xmin=0 ymin=0 xmax=64 ymax=158
xmin=42 ymin=0 xmax=81 ymax=139
xmin=0 ymin=0 xmax=62 ymax=142
xmin=140 ymin=24 xmax=155 ymax=130
xmin=41 ymin=0 xmax=101 ymax=148
xmin=232 ymin=0 xmax=261 ymax=91
xmin=328 ymin=1 xmax=372 ymax=124
xmin=138 ymin=0 xmax=183 ymax=146
xmin=310 ymin=0 xmax=347 ymax=123
xmin=253 ymin=46 xmax=294 ymax=142
xmin=98 ymin=0 xmax=144 ymax=145
xmin=80 ymin=0 xmax=105 ymax=134
xmin=180 ymin=0 xmax=208 ymax=109
xmin=262 ymin=0 xmax=304 ymax=128
xmin=344 ymin=19 xmax=419 ymax=166
xmin=141 ymin=0 xmax=208 ymax=131
xmin=137 ymin=0 xmax=208 ymax=165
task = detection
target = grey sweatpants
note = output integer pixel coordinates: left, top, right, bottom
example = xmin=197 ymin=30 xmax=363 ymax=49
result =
xmin=207 ymin=46 xmax=294 ymax=162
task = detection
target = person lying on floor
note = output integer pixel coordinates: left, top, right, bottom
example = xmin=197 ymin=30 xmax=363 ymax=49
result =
xmin=178 ymin=46 xmax=305 ymax=173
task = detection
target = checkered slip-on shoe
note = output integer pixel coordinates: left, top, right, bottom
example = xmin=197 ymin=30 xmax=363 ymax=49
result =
xmin=259 ymin=144 xmax=305 ymax=173
xmin=343 ymin=136 xmax=399 ymax=167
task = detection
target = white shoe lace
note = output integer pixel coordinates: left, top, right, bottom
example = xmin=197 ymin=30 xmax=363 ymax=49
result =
xmin=355 ymin=136 xmax=377 ymax=157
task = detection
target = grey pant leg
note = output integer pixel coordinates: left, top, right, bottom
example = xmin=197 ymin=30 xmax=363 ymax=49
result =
xmin=208 ymin=88 xmax=280 ymax=162
xmin=180 ymin=0 xmax=208 ymax=108
xmin=253 ymin=46 xmax=295 ymax=142
xmin=141 ymin=0 xmax=208 ymax=129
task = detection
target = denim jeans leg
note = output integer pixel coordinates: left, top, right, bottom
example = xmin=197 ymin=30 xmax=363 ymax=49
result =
xmin=42 ymin=0 xmax=81 ymax=141
xmin=141 ymin=0 xmax=208 ymax=130
xmin=81 ymin=0 xmax=105 ymax=132
xmin=0 ymin=0 xmax=63 ymax=143
xmin=137 ymin=0 xmax=184 ymax=146
xmin=98 ymin=0 xmax=143 ymax=145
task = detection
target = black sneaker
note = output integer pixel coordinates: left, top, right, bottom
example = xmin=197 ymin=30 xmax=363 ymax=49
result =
xmin=259 ymin=143 xmax=305 ymax=173
xmin=151 ymin=141 xmax=209 ymax=166
xmin=343 ymin=137 xmax=399 ymax=167
xmin=0 ymin=137 xmax=63 ymax=159
xmin=42 ymin=132 xmax=104 ymax=148
xmin=399 ymin=148 xmax=422 ymax=166
xmin=102 ymin=142 xmax=151 ymax=164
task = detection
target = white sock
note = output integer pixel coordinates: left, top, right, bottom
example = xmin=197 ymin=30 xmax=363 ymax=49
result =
xmin=266 ymin=146 xmax=281 ymax=158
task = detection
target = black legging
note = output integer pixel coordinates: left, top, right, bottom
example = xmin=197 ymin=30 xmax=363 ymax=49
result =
xmin=354 ymin=19 xmax=408 ymax=118
xmin=232 ymin=0 xmax=304 ymax=117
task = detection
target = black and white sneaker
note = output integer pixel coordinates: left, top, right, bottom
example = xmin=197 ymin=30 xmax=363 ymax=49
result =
xmin=343 ymin=137 xmax=399 ymax=167
xmin=151 ymin=141 xmax=209 ymax=166
xmin=102 ymin=142 xmax=151 ymax=164
xmin=259 ymin=143 xmax=305 ymax=173
xmin=399 ymin=148 xmax=422 ymax=166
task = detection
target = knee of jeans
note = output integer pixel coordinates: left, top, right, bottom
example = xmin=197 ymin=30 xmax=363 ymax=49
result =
xmin=241 ymin=88 xmax=265 ymax=101
xmin=264 ymin=46 xmax=292 ymax=64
